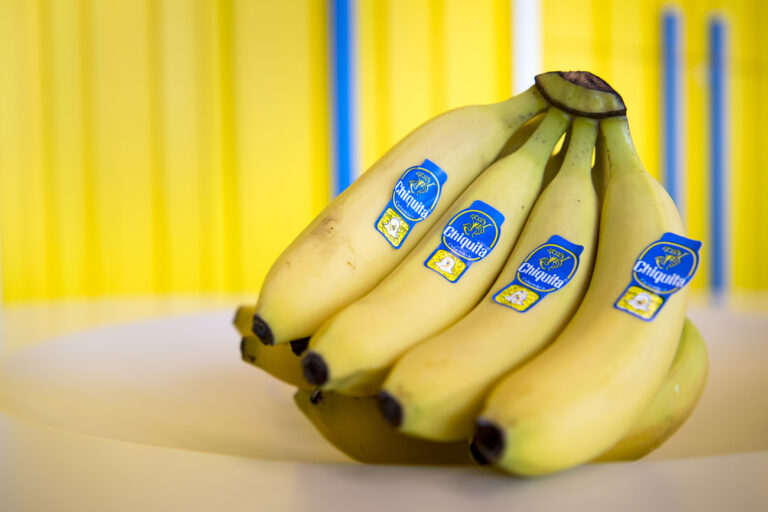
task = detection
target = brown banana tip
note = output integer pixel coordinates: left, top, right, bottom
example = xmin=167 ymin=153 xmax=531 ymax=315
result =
xmin=469 ymin=440 xmax=489 ymax=465
xmin=251 ymin=314 xmax=274 ymax=345
xmin=472 ymin=419 xmax=505 ymax=464
xmin=377 ymin=391 xmax=403 ymax=428
xmin=302 ymin=351 xmax=329 ymax=386
xmin=290 ymin=337 xmax=310 ymax=356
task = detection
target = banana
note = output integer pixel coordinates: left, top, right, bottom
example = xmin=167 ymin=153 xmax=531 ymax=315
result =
xmin=596 ymin=318 xmax=708 ymax=462
xmin=296 ymin=319 xmax=706 ymax=466
xmin=302 ymin=108 xmax=572 ymax=396
xmin=252 ymin=87 xmax=548 ymax=346
xmin=469 ymin=317 xmax=708 ymax=466
xmin=233 ymin=305 xmax=310 ymax=389
xmin=472 ymin=114 xmax=702 ymax=476
xmin=293 ymin=390 xmax=471 ymax=465
xmin=379 ymin=117 xmax=599 ymax=442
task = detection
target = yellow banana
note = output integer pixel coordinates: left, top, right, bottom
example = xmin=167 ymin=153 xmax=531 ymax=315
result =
xmin=293 ymin=390 xmax=471 ymax=465
xmin=472 ymin=114 xmax=701 ymax=476
xmin=596 ymin=318 xmax=708 ymax=462
xmin=379 ymin=117 xmax=599 ymax=442
xmin=302 ymin=108 xmax=572 ymax=396
xmin=252 ymin=88 xmax=548 ymax=346
xmin=233 ymin=305 xmax=309 ymax=389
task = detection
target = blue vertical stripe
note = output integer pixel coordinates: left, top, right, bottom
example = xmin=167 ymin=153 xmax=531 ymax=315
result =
xmin=330 ymin=0 xmax=355 ymax=196
xmin=662 ymin=11 xmax=680 ymax=207
xmin=709 ymin=18 xmax=726 ymax=293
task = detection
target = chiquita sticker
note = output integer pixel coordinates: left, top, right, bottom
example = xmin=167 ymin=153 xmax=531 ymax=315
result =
xmin=375 ymin=159 xmax=447 ymax=249
xmin=493 ymin=235 xmax=584 ymax=312
xmin=614 ymin=232 xmax=702 ymax=321
xmin=424 ymin=200 xmax=505 ymax=283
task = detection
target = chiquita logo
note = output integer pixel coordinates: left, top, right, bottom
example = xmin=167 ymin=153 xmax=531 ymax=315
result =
xmin=425 ymin=200 xmax=505 ymax=283
xmin=615 ymin=232 xmax=702 ymax=321
xmin=632 ymin=241 xmax=698 ymax=295
xmin=375 ymin=159 xmax=447 ymax=249
xmin=393 ymin=166 xmax=443 ymax=221
xmin=493 ymin=235 xmax=584 ymax=312
xmin=442 ymin=204 xmax=502 ymax=262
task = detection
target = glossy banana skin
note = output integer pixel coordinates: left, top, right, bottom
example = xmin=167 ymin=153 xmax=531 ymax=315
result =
xmin=380 ymin=117 xmax=600 ymax=442
xmin=293 ymin=390 xmax=472 ymax=465
xmin=303 ymin=109 xmax=572 ymax=396
xmin=234 ymin=308 xmax=705 ymax=465
xmin=233 ymin=305 xmax=310 ymax=389
xmin=596 ymin=318 xmax=708 ymax=462
xmin=474 ymin=117 xmax=691 ymax=476
xmin=254 ymin=88 xmax=548 ymax=346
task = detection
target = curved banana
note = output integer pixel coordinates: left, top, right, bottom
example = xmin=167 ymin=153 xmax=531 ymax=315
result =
xmin=596 ymin=318 xmax=708 ymax=462
xmin=379 ymin=117 xmax=599 ymax=442
xmin=472 ymin=115 xmax=701 ymax=476
xmin=302 ymin=108 xmax=572 ymax=396
xmin=293 ymin=390 xmax=471 ymax=465
xmin=296 ymin=321 xmax=705 ymax=466
xmin=253 ymin=88 xmax=548 ymax=346
xmin=233 ymin=306 xmax=310 ymax=389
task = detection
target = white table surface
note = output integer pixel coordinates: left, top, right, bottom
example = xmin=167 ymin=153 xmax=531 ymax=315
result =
xmin=0 ymin=295 xmax=766 ymax=511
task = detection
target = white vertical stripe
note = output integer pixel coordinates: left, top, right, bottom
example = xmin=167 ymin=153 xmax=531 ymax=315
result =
xmin=513 ymin=0 xmax=542 ymax=94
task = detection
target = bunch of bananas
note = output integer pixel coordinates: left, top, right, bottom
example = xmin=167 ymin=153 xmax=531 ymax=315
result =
xmin=234 ymin=71 xmax=708 ymax=476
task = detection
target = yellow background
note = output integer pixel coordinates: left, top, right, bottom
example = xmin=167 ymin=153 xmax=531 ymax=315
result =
xmin=0 ymin=0 xmax=765 ymax=303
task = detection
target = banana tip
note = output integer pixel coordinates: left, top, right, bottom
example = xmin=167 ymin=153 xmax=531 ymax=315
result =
xmin=302 ymin=351 xmax=329 ymax=386
xmin=472 ymin=419 xmax=505 ymax=464
xmin=290 ymin=337 xmax=310 ymax=356
xmin=251 ymin=314 xmax=274 ymax=345
xmin=469 ymin=440 xmax=489 ymax=465
xmin=239 ymin=337 xmax=256 ymax=364
xmin=377 ymin=391 xmax=403 ymax=428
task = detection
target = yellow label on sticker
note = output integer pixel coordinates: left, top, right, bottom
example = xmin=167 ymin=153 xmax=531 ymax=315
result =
xmin=376 ymin=208 xmax=410 ymax=248
xmin=426 ymin=249 xmax=466 ymax=282
xmin=493 ymin=284 xmax=540 ymax=312
xmin=615 ymin=285 xmax=663 ymax=320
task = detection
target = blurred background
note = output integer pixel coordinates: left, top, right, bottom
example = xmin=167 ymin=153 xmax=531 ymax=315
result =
xmin=0 ymin=0 xmax=765 ymax=304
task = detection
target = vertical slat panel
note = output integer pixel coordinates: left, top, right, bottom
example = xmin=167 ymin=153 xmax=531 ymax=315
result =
xmin=0 ymin=0 xmax=24 ymax=300
xmin=233 ymin=0 xmax=330 ymax=293
xmin=541 ymin=0 xmax=597 ymax=73
xmin=385 ymin=0 xmax=439 ymax=149
xmin=724 ymin=2 xmax=750 ymax=291
xmin=0 ymin=0 xmax=49 ymax=301
xmin=358 ymin=0 xmax=392 ymax=171
xmin=38 ymin=0 xmax=59 ymax=297
xmin=494 ymin=0 xmax=513 ymax=97
xmin=758 ymin=1 xmax=768 ymax=289
xmin=681 ymin=0 xmax=712 ymax=290
xmin=442 ymin=0 xmax=507 ymax=107
xmin=195 ymin=0 xmax=227 ymax=293
xmin=153 ymin=0 xmax=203 ymax=293
xmin=47 ymin=0 xmax=87 ymax=298
xmin=709 ymin=13 xmax=729 ymax=294
xmin=88 ymin=0 xmax=155 ymax=294
xmin=217 ymin=0 xmax=240 ymax=293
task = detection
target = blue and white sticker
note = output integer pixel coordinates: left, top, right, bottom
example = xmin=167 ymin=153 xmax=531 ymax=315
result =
xmin=615 ymin=232 xmax=702 ymax=321
xmin=493 ymin=235 xmax=584 ymax=312
xmin=375 ymin=159 xmax=447 ymax=248
xmin=424 ymin=200 xmax=505 ymax=283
